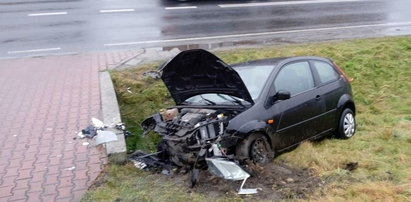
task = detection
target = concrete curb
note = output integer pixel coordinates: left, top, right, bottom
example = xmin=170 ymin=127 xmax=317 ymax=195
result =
xmin=99 ymin=71 xmax=127 ymax=164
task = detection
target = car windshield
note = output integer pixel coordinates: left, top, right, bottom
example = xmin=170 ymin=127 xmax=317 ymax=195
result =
xmin=235 ymin=65 xmax=273 ymax=100
xmin=184 ymin=93 xmax=246 ymax=106
xmin=183 ymin=65 xmax=273 ymax=105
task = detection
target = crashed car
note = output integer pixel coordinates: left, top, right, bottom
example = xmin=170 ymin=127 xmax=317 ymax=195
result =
xmin=140 ymin=49 xmax=356 ymax=178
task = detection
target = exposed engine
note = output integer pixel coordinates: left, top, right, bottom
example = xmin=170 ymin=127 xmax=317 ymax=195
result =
xmin=141 ymin=108 xmax=239 ymax=168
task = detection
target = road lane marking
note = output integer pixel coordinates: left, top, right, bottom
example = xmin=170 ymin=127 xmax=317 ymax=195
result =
xmin=103 ymin=21 xmax=411 ymax=47
xmin=165 ymin=6 xmax=197 ymax=10
xmin=219 ymin=0 xmax=366 ymax=8
xmin=99 ymin=9 xmax=135 ymax=13
xmin=28 ymin=12 xmax=68 ymax=17
xmin=7 ymin=48 xmax=61 ymax=54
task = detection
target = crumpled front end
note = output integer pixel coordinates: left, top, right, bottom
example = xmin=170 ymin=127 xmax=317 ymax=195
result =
xmin=141 ymin=107 xmax=242 ymax=169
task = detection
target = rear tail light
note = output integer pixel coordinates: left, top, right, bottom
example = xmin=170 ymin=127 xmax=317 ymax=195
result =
xmin=333 ymin=62 xmax=353 ymax=83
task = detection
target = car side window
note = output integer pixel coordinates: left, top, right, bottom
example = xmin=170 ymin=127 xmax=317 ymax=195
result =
xmin=274 ymin=61 xmax=314 ymax=96
xmin=313 ymin=61 xmax=339 ymax=84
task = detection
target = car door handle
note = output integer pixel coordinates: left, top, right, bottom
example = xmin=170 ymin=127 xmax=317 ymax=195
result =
xmin=315 ymin=95 xmax=321 ymax=101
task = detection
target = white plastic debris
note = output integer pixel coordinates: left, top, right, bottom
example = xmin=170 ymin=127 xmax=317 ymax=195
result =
xmin=237 ymin=177 xmax=259 ymax=195
xmin=64 ymin=166 xmax=76 ymax=171
xmin=77 ymin=132 xmax=86 ymax=139
xmin=206 ymin=157 xmax=260 ymax=195
xmin=95 ymin=130 xmax=118 ymax=145
xmin=91 ymin=118 xmax=105 ymax=128
xmin=82 ymin=142 xmax=90 ymax=146
xmin=131 ymin=159 xmax=147 ymax=169
xmin=126 ymin=87 xmax=133 ymax=94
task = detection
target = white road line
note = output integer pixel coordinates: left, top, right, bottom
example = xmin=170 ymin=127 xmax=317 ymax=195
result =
xmin=104 ymin=21 xmax=411 ymax=47
xmin=28 ymin=12 xmax=67 ymax=17
xmin=99 ymin=9 xmax=135 ymax=13
xmin=219 ymin=0 xmax=366 ymax=8
xmin=165 ymin=6 xmax=197 ymax=10
xmin=7 ymin=48 xmax=61 ymax=54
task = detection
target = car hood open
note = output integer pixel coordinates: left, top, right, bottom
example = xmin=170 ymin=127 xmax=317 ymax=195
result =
xmin=160 ymin=49 xmax=254 ymax=105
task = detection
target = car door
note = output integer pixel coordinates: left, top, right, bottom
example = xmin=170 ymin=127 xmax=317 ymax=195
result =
xmin=310 ymin=60 xmax=345 ymax=133
xmin=269 ymin=61 xmax=322 ymax=149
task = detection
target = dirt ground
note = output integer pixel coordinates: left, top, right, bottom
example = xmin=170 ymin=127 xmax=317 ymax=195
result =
xmin=157 ymin=160 xmax=324 ymax=201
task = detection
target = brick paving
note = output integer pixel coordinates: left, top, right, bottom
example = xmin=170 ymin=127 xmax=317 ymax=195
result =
xmin=0 ymin=50 xmax=140 ymax=201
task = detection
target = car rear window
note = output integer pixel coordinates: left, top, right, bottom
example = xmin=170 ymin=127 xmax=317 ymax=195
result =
xmin=313 ymin=61 xmax=340 ymax=84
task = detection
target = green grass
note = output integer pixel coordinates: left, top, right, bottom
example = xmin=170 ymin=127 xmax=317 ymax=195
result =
xmin=83 ymin=36 xmax=411 ymax=201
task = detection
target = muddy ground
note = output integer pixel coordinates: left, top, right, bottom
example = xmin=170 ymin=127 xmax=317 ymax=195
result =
xmin=157 ymin=160 xmax=324 ymax=201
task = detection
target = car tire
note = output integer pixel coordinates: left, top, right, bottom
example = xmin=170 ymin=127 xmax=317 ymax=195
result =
xmin=236 ymin=133 xmax=274 ymax=165
xmin=337 ymin=108 xmax=356 ymax=139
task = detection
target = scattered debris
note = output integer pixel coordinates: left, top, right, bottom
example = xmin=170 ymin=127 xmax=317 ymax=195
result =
xmin=81 ymin=125 xmax=98 ymax=139
xmin=95 ymin=131 xmax=118 ymax=145
xmin=161 ymin=169 xmax=171 ymax=176
xmin=206 ymin=157 xmax=260 ymax=195
xmin=77 ymin=132 xmax=86 ymax=139
xmin=126 ymin=87 xmax=133 ymax=94
xmin=142 ymin=70 xmax=161 ymax=79
xmin=77 ymin=118 xmax=131 ymax=144
xmin=82 ymin=142 xmax=90 ymax=146
xmin=145 ymin=160 xmax=322 ymax=200
xmin=115 ymin=123 xmax=132 ymax=137
xmin=344 ymin=162 xmax=359 ymax=171
xmin=91 ymin=117 xmax=105 ymax=129
xmin=64 ymin=166 xmax=76 ymax=171
xmin=129 ymin=151 xmax=173 ymax=171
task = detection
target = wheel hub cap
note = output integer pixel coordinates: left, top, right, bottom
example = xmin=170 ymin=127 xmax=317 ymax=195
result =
xmin=343 ymin=113 xmax=355 ymax=137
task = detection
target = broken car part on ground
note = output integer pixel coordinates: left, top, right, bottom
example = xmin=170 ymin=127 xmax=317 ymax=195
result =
xmin=134 ymin=49 xmax=356 ymax=193
xmin=78 ymin=118 xmax=130 ymax=145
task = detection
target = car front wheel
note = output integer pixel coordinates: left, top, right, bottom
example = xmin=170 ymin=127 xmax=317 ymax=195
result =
xmin=236 ymin=133 xmax=274 ymax=165
xmin=337 ymin=108 xmax=356 ymax=139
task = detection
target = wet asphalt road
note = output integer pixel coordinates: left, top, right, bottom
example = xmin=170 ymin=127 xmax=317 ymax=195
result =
xmin=1 ymin=0 xmax=411 ymax=58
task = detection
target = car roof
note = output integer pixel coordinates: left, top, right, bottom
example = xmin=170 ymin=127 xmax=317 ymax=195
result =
xmin=231 ymin=56 xmax=331 ymax=68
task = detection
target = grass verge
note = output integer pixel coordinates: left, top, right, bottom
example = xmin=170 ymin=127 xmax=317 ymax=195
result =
xmin=83 ymin=36 xmax=411 ymax=201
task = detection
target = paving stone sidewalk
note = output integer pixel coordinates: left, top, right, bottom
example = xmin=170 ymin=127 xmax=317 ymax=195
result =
xmin=0 ymin=50 xmax=141 ymax=202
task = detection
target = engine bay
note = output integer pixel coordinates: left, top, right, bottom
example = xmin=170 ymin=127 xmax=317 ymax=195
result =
xmin=141 ymin=107 xmax=242 ymax=168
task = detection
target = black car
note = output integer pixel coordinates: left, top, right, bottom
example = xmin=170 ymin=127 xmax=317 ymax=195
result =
xmin=141 ymin=49 xmax=355 ymax=169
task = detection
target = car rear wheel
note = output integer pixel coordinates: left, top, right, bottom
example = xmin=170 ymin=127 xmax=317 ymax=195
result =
xmin=337 ymin=108 xmax=356 ymax=139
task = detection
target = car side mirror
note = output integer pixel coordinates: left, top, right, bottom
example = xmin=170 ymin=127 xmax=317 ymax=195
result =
xmin=275 ymin=90 xmax=291 ymax=100
xmin=269 ymin=90 xmax=291 ymax=105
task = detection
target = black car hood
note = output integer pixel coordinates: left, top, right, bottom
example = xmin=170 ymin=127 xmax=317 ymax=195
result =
xmin=160 ymin=49 xmax=254 ymax=105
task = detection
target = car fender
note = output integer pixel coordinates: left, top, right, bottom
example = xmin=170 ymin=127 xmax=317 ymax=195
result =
xmin=336 ymin=94 xmax=355 ymax=122
xmin=230 ymin=120 xmax=268 ymax=138
xmin=337 ymin=94 xmax=354 ymax=109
